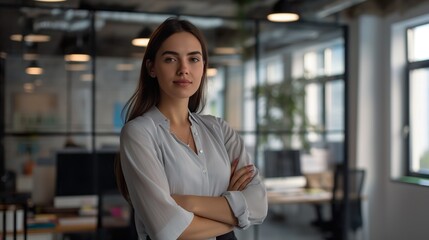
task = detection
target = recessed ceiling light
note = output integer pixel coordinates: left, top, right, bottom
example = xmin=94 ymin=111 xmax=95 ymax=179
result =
xmin=267 ymin=13 xmax=299 ymax=22
xmin=132 ymin=27 xmax=152 ymax=47
xmin=267 ymin=0 xmax=300 ymax=22
xmin=23 ymin=83 xmax=35 ymax=93
xmin=10 ymin=34 xmax=51 ymax=43
xmin=213 ymin=47 xmax=241 ymax=55
xmin=26 ymin=61 xmax=43 ymax=75
xmin=64 ymin=54 xmax=91 ymax=62
xmin=207 ymin=68 xmax=218 ymax=77
xmin=116 ymin=63 xmax=135 ymax=71
xmin=35 ymin=0 xmax=67 ymax=2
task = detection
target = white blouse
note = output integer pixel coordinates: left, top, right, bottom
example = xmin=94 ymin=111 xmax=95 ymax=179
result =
xmin=120 ymin=106 xmax=267 ymax=240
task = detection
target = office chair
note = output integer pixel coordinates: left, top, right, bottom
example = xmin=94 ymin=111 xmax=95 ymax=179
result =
xmin=0 ymin=192 xmax=30 ymax=240
xmin=320 ymin=164 xmax=366 ymax=240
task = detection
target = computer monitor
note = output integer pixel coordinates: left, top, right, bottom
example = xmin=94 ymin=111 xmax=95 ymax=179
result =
xmin=96 ymin=150 xmax=119 ymax=194
xmin=54 ymin=149 xmax=119 ymax=208
xmin=263 ymin=149 xmax=302 ymax=178
xmin=263 ymin=149 xmax=307 ymax=190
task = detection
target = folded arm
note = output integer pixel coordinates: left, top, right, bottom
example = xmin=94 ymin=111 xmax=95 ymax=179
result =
xmin=178 ymin=215 xmax=233 ymax=240
xmin=173 ymin=160 xmax=255 ymax=225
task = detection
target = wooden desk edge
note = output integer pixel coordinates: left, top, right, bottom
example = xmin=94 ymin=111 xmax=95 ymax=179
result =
xmin=28 ymin=223 xmax=96 ymax=234
xmin=267 ymin=188 xmax=332 ymax=205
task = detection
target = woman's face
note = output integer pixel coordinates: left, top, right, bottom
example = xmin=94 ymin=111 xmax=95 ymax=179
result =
xmin=149 ymin=32 xmax=204 ymax=103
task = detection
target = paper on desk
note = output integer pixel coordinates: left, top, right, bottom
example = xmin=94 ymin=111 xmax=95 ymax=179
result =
xmin=264 ymin=176 xmax=307 ymax=190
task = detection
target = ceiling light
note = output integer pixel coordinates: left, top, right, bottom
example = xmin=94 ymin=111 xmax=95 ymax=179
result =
xmin=10 ymin=34 xmax=51 ymax=43
xmin=64 ymin=53 xmax=91 ymax=62
xmin=23 ymin=83 xmax=35 ymax=93
xmin=65 ymin=36 xmax=91 ymax=62
xmin=35 ymin=0 xmax=67 ymax=2
xmin=116 ymin=63 xmax=135 ymax=71
xmin=26 ymin=61 xmax=43 ymax=75
xmin=207 ymin=68 xmax=218 ymax=77
xmin=213 ymin=47 xmax=241 ymax=55
xmin=267 ymin=0 xmax=300 ymax=22
xmin=132 ymin=27 xmax=152 ymax=47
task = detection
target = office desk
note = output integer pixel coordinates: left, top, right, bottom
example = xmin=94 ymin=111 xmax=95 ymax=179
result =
xmin=267 ymin=188 xmax=332 ymax=205
xmin=27 ymin=223 xmax=95 ymax=235
xmin=252 ymin=188 xmax=332 ymax=240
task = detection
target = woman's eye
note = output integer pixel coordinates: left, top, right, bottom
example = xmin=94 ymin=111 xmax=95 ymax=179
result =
xmin=190 ymin=57 xmax=200 ymax=63
xmin=164 ymin=57 xmax=176 ymax=63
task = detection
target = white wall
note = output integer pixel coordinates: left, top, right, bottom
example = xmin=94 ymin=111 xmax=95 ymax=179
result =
xmin=349 ymin=2 xmax=429 ymax=240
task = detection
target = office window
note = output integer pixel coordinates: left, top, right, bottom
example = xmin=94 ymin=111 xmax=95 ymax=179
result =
xmin=407 ymin=24 xmax=429 ymax=62
xmin=326 ymin=80 xmax=344 ymax=141
xmin=407 ymin=23 xmax=429 ymax=176
xmin=303 ymin=44 xmax=345 ymax=143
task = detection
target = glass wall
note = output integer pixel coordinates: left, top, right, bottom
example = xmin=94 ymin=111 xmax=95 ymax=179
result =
xmin=253 ymin=21 xmax=346 ymax=174
xmin=0 ymin=5 xmax=348 ymax=240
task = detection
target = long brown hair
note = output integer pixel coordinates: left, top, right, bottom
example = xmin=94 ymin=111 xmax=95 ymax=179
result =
xmin=115 ymin=17 xmax=209 ymax=204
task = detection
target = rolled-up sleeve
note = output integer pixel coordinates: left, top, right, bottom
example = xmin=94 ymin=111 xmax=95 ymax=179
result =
xmin=217 ymin=118 xmax=268 ymax=229
xmin=120 ymin=119 xmax=193 ymax=240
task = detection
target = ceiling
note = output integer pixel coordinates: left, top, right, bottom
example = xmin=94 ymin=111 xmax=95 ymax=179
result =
xmin=0 ymin=0 xmax=368 ymax=61
xmin=0 ymin=0 xmax=360 ymax=20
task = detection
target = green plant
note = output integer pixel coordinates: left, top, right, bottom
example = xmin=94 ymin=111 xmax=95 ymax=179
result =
xmin=256 ymin=76 xmax=313 ymax=151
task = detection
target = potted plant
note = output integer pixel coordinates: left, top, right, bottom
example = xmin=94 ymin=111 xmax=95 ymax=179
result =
xmin=257 ymin=75 xmax=334 ymax=175
xmin=257 ymin=75 xmax=312 ymax=151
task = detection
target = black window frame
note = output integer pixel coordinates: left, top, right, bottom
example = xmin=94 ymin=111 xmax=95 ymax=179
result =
xmin=405 ymin=21 xmax=429 ymax=178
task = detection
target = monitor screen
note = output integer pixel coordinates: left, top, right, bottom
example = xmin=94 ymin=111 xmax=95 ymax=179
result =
xmin=55 ymin=150 xmax=96 ymax=196
xmin=55 ymin=149 xmax=119 ymax=197
xmin=263 ymin=149 xmax=302 ymax=178
xmin=97 ymin=151 xmax=119 ymax=193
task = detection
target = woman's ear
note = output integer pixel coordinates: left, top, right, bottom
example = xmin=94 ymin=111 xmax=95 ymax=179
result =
xmin=146 ymin=60 xmax=156 ymax=78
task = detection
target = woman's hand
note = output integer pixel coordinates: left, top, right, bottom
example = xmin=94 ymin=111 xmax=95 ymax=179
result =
xmin=228 ymin=159 xmax=255 ymax=191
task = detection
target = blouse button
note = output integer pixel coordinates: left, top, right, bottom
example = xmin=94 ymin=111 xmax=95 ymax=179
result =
xmin=199 ymin=149 xmax=203 ymax=154
xmin=202 ymin=168 xmax=207 ymax=174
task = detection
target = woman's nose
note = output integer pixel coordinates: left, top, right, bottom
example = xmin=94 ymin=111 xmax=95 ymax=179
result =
xmin=177 ymin=61 xmax=189 ymax=76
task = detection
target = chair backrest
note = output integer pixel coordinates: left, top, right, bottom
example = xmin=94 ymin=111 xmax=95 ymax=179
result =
xmin=0 ymin=192 xmax=30 ymax=240
xmin=331 ymin=164 xmax=366 ymax=232
xmin=332 ymin=166 xmax=365 ymax=201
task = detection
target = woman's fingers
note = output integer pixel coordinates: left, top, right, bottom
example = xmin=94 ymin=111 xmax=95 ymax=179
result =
xmin=229 ymin=164 xmax=254 ymax=191
xmin=238 ymin=172 xmax=255 ymax=191
xmin=230 ymin=159 xmax=239 ymax=180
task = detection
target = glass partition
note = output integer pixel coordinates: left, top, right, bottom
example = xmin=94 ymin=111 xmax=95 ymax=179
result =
xmin=1 ymin=5 xmax=348 ymax=240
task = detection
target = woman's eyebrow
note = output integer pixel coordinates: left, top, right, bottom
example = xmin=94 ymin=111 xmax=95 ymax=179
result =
xmin=161 ymin=50 xmax=202 ymax=56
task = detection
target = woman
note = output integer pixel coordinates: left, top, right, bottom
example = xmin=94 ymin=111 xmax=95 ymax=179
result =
xmin=116 ymin=17 xmax=267 ymax=240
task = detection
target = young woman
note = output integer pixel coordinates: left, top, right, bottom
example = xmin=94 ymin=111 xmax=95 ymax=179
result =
xmin=116 ymin=17 xmax=267 ymax=240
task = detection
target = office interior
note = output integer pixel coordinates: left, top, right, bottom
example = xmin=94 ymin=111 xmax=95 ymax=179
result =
xmin=0 ymin=0 xmax=429 ymax=240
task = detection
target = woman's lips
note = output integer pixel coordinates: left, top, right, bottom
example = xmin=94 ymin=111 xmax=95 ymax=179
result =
xmin=173 ymin=79 xmax=192 ymax=86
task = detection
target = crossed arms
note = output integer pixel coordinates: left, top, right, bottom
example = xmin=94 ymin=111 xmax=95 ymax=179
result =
xmin=174 ymin=159 xmax=255 ymax=240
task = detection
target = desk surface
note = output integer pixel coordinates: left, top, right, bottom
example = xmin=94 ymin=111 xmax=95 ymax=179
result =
xmin=267 ymin=188 xmax=332 ymax=205
xmin=28 ymin=223 xmax=96 ymax=234
xmin=26 ymin=216 xmax=128 ymax=235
